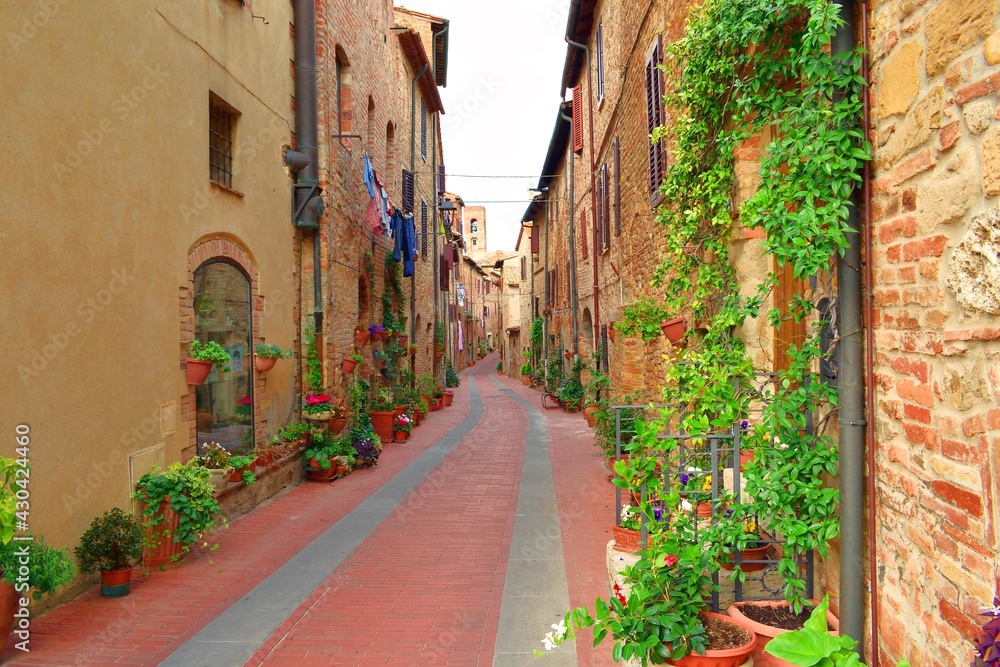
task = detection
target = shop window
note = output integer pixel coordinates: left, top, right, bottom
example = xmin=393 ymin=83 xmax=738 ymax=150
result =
xmin=194 ymin=260 xmax=253 ymax=451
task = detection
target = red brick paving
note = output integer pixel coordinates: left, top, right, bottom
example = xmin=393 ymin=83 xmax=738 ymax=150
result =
xmin=493 ymin=372 xmax=618 ymax=667
xmin=3 ymin=375 xmax=473 ymax=666
xmin=249 ymin=364 xmax=524 ymax=666
xmin=5 ymin=359 xmax=618 ymax=666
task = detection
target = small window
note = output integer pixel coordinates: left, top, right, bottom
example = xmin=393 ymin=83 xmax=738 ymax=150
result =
xmin=471 ymin=219 xmax=479 ymax=233
xmin=209 ymin=95 xmax=237 ymax=188
xmin=335 ymin=47 xmax=352 ymax=136
xmin=472 ymin=238 xmax=477 ymax=246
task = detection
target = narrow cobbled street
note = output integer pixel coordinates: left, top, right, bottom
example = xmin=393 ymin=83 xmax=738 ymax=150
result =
xmin=4 ymin=359 xmax=616 ymax=666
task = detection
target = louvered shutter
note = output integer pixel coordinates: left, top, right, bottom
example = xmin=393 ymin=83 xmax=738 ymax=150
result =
xmin=438 ymin=164 xmax=446 ymax=194
xmin=580 ymin=210 xmax=588 ymax=260
xmin=402 ymin=169 xmax=415 ymax=212
xmin=645 ymin=37 xmax=665 ymax=200
xmin=613 ymin=137 xmax=621 ymax=236
xmin=420 ymin=200 xmax=428 ymax=258
xmin=420 ymin=100 xmax=428 ymax=160
xmin=594 ymin=175 xmax=603 ymax=249
xmin=572 ymin=84 xmax=584 ymax=154
xmin=521 ymin=256 xmax=527 ymax=280
xmin=600 ymin=324 xmax=609 ymax=371
xmin=601 ymin=164 xmax=611 ymax=249
xmin=531 ymin=227 xmax=539 ymax=254
xmin=596 ymin=22 xmax=605 ymax=101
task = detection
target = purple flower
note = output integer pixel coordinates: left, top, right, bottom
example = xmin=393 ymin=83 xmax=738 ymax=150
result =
xmin=740 ymin=420 xmax=749 ymax=430
xmin=653 ymin=508 xmax=663 ymax=521
xmin=680 ymin=473 xmax=690 ymax=486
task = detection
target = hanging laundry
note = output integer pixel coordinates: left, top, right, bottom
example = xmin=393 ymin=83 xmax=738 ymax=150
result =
xmin=366 ymin=197 xmax=383 ymax=235
xmin=457 ymin=320 xmax=464 ymax=352
xmin=362 ymin=154 xmax=375 ymax=199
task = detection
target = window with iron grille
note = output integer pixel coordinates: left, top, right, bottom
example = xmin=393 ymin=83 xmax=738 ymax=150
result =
xmin=601 ymin=163 xmax=611 ymax=250
xmin=580 ymin=210 xmax=588 ymax=260
xmin=420 ymin=99 xmax=428 ymax=161
xmin=596 ymin=21 xmax=605 ymax=102
xmin=420 ymin=199 xmax=428 ymax=258
xmin=520 ymin=256 xmax=527 ymax=281
xmin=209 ymin=95 xmax=237 ymax=188
xmin=600 ymin=324 xmax=609 ymax=371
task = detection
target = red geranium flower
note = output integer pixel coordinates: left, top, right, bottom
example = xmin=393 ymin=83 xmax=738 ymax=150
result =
xmin=663 ymin=554 xmax=678 ymax=567
xmin=305 ymin=393 xmax=332 ymax=405
xmin=238 ymin=395 xmax=252 ymax=406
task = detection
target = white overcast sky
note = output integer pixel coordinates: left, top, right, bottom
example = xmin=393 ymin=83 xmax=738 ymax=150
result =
xmin=402 ymin=0 xmax=572 ymax=252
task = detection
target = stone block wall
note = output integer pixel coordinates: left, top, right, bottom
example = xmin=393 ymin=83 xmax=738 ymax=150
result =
xmin=868 ymin=1 xmax=1000 ymax=665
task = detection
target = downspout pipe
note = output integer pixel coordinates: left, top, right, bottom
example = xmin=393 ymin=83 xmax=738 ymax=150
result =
xmin=560 ymin=109 xmax=579 ymax=356
xmin=432 ymin=24 xmax=448 ymax=386
xmin=860 ymin=3 xmax=880 ymax=663
xmin=833 ymin=0 xmax=866 ymax=654
xmin=409 ymin=62 xmax=429 ymax=379
xmin=566 ymin=37 xmax=600 ymax=347
xmin=292 ymin=0 xmax=322 ymax=330
xmin=543 ymin=196 xmax=550 ymax=363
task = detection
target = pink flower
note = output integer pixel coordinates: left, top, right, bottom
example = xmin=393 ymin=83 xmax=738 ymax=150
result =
xmin=663 ymin=554 xmax=678 ymax=567
xmin=238 ymin=395 xmax=252 ymax=406
xmin=305 ymin=393 xmax=332 ymax=405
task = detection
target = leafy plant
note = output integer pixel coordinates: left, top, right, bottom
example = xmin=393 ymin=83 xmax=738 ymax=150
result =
xmin=435 ymin=321 xmax=446 ymax=349
xmin=529 ymin=317 xmax=544 ymax=364
xmin=545 ymin=355 xmax=563 ymax=392
xmin=241 ymin=470 xmax=256 ymax=485
xmin=189 ymin=340 xmax=232 ymax=372
xmin=197 ymin=442 xmax=230 ymax=469
xmin=416 ymin=374 xmax=437 ymax=397
xmin=394 ymin=413 xmax=414 ymax=433
xmin=278 ymin=422 xmax=309 ymax=443
xmin=445 ymin=360 xmax=460 ymax=388
xmin=74 ymin=508 xmax=146 ymax=573
xmin=520 ymin=362 xmax=533 ymax=376
xmin=303 ymin=392 xmax=334 ymax=416
xmin=229 ymin=455 xmax=255 ymax=471
xmin=304 ymin=327 xmax=323 ymax=391
xmin=765 ymin=595 xmax=909 ymax=667
xmin=0 ymin=537 xmax=75 ymax=600
xmin=305 ymin=446 xmax=336 ymax=470
xmin=615 ymin=298 xmax=667 ymax=341
xmin=0 ymin=457 xmax=21 ymax=546
xmin=977 ymin=598 xmax=1000 ymax=667
xmin=350 ymin=352 xmax=363 ymax=363
xmin=372 ymin=387 xmax=395 ymax=412
xmin=557 ymin=357 xmax=585 ymax=411
xmin=496 ymin=361 xmax=503 ymax=372
xmin=255 ymin=343 xmax=292 ymax=359
xmin=133 ymin=461 xmax=223 ymax=560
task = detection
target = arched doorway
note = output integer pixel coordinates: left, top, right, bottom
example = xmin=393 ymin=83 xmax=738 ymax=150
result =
xmin=193 ymin=260 xmax=254 ymax=451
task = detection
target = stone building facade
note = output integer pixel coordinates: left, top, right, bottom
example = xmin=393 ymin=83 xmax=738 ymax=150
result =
xmin=522 ymin=0 xmax=1000 ymax=665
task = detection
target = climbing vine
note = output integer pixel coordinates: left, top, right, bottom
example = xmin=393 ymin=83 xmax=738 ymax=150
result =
xmin=647 ymin=0 xmax=869 ymax=608
xmin=555 ymin=1 xmax=871 ymax=662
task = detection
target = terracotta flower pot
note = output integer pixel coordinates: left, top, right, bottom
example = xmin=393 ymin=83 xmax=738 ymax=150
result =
xmin=583 ymin=403 xmax=599 ymax=428
xmin=372 ymin=330 xmax=385 ymax=342
xmin=720 ymin=542 xmax=771 ymax=572
xmin=329 ymin=417 xmax=347 ymax=435
xmin=612 ymin=525 xmax=641 ymax=553
xmin=739 ymin=449 xmax=754 ymax=470
xmin=697 ymin=502 xmax=714 ymax=518
xmin=394 ymin=430 xmax=408 ymax=442
xmin=443 ymin=392 xmax=454 ymax=407
xmin=435 ymin=397 xmax=444 ymax=410
xmin=100 ymin=567 xmax=133 ymax=598
xmin=370 ymin=410 xmax=395 ymax=444
xmin=521 ymin=375 xmax=530 ymax=386
xmin=206 ymin=468 xmax=230 ymax=495
xmin=398 ymin=334 xmax=408 ymax=347
xmin=660 ymin=317 xmax=686 ymax=344
xmin=355 ymin=330 xmax=371 ymax=346
xmin=341 ymin=357 xmax=358 ymax=374
xmin=254 ymin=356 xmax=278 ymax=372
xmin=414 ymin=410 xmax=423 ymax=426
xmin=608 ymin=328 xmax=617 ymax=343
xmin=185 ymin=358 xmax=214 ymax=385
xmin=667 ymin=612 xmax=757 ymax=667
xmin=726 ymin=600 xmax=839 ymax=667
xmin=144 ymin=499 xmax=184 ymax=567
xmin=0 ymin=582 xmax=18 ymax=641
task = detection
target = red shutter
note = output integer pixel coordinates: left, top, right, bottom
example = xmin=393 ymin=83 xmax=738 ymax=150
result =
xmin=572 ymin=84 xmax=584 ymax=154
xmin=613 ymin=137 xmax=621 ymax=236
xmin=580 ymin=210 xmax=588 ymax=260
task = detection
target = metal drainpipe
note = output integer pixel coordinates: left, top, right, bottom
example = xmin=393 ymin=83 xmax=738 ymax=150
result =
xmin=432 ymin=25 xmax=448 ymax=387
xmin=860 ymin=3 xmax=880 ymax=663
xmin=560 ymin=110 xmax=580 ymax=356
xmin=833 ymin=0 xmax=865 ymax=653
xmin=410 ymin=62 xmax=429 ymax=384
xmin=543 ymin=196 xmax=550 ymax=363
xmin=293 ymin=0 xmax=321 ymax=331
xmin=566 ymin=38 xmax=600 ymax=346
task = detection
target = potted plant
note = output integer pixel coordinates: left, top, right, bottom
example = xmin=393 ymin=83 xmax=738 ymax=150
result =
xmin=727 ymin=600 xmax=840 ymax=667
xmin=393 ymin=412 xmax=413 ymax=442
xmin=228 ymin=455 xmax=256 ymax=484
xmin=614 ymin=298 xmax=668 ymax=341
xmin=194 ymin=442 xmax=233 ymax=495
xmin=520 ymin=362 xmax=533 ymax=386
xmin=303 ymin=392 xmax=334 ymax=421
xmin=133 ymin=461 xmax=223 ymax=567
xmin=660 ymin=317 xmax=687 ymax=344
xmin=254 ymin=342 xmax=291 ymax=372
xmin=278 ymin=422 xmax=310 ymax=451
xmin=342 ymin=352 xmax=363 ymax=375
xmin=329 ymin=403 xmax=349 ymax=435
xmin=0 ymin=536 xmax=74 ymax=637
xmin=757 ymin=597 xmax=874 ymax=667
xmin=373 ymin=348 xmax=390 ymax=370
xmin=612 ymin=504 xmax=642 ymax=553
xmin=74 ymin=508 xmax=146 ymax=598
xmin=370 ymin=388 xmax=396 ymax=444
xmin=354 ymin=324 xmax=371 ymax=347
xmin=304 ymin=442 xmax=337 ymax=480
xmin=416 ymin=374 xmax=437 ymax=412
xmin=368 ymin=323 xmax=386 ymax=342
xmin=185 ymin=340 xmax=232 ymax=385
xmin=719 ymin=518 xmax=770 ymax=573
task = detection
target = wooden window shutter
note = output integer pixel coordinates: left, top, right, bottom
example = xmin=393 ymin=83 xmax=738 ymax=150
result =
xmin=401 ymin=169 xmax=415 ymax=212
xmin=596 ymin=22 xmax=605 ymax=101
xmin=601 ymin=164 xmax=611 ymax=249
xmin=438 ymin=164 xmax=446 ymax=194
xmin=420 ymin=200 xmax=428 ymax=258
xmin=420 ymin=99 xmax=428 ymax=160
xmin=594 ymin=176 xmax=603 ymax=248
xmin=520 ymin=256 xmax=526 ymax=281
xmin=580 ymin=210 xmax=588 ymax=260
xmin=600 ymin=324 xmax=609 ymax=371
xmin=613 ymin=137 xmax=621 ymax=236
xmin=531 ymin=227 xmax=539 ymax=254
xmin=572 ymin=84 xmax=584 ymax=154
xmin=645 ymin=37 xmax=665 ymax=200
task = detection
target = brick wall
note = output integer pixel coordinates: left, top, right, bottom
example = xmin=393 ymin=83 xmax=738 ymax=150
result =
xmin=869 ymin=2 xmax=999 ymax=665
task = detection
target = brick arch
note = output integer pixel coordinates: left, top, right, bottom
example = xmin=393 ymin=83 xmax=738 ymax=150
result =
xmin=180 ymin=235 xmax=264 ymax=460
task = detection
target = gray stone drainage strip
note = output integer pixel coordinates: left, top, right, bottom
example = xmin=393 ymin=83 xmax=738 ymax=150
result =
xmin=160 ymin=376 xmax=485 ymax=666
xmin=491 ymin=378 xmax=577 ymax=667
